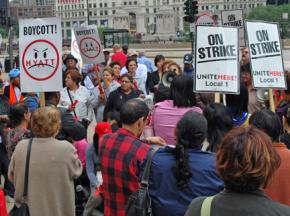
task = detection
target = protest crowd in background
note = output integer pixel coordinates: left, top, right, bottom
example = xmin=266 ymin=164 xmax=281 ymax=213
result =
xmin=1 ymin=22 xmax=290 ymax=216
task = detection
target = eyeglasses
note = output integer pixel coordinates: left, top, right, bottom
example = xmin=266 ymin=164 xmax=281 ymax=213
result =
xmin=121 ymin=80 xmax=131 ymax=84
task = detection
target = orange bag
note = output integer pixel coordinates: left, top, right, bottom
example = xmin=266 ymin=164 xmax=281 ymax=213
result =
xmin=0 ymin=189 xmax=8 ymax=216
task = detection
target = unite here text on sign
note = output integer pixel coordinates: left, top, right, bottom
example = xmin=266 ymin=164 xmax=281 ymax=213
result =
xmin=19 ymin=17 xmax=63 ymax=92
xmin=246 ymin=21 xmax=286 ymax=89
xmin=74 ymin=25 xmax=105 ymax=64
xmin=194 ymin=25 xmax=240 ymax=94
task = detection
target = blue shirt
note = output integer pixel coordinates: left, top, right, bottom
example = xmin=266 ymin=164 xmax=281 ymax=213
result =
xmin=145 ymin=146 xmax=224 ymax=216
xmin=138 ymin=56 xmax=155 ymax=73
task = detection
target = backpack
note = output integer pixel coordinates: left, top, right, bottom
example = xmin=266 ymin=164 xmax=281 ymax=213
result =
xmin=125 ymin=148 xmax=158 ymax=216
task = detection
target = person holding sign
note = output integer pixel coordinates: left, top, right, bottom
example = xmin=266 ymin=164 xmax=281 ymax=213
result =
xmin=241 ymin=63 xmax=265 ymax=113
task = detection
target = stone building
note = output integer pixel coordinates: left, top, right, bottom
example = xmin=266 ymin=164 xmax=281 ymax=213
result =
xmin=55 ymin=0 xmax=267 ymax=39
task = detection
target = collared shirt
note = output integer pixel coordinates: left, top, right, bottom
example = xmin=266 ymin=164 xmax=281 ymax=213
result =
xmin=248 ymin=88 xmax=264 ymax=114
xmin=147 ymin=146 xmax=224 ymax=216
xmin=138 ymin=56 xmax=155 ymax=73
xmin=99 ymin=128 xmax=151 ymax=216
xmin=59 ymin=85 xmax=96 ymax=121
xmin=121 ymin=63 xmax=148 ymax=95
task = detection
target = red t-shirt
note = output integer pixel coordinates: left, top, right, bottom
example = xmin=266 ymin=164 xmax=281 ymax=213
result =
xmin=111 ymin=51 xmax=127 ymax=67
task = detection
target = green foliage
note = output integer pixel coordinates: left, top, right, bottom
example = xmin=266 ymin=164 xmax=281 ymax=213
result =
xmin=0 ymin=27 xmax=8 ymax=38
xmin=247 ymin=4 xmax=290 ymax=38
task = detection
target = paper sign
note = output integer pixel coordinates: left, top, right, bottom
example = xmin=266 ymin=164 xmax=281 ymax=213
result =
xmin=195 ymin=13 xmax=217 ymax=26
xmin=194 ymin=25 xmax=240 ymax=93
xmin=245 ymin=21 xmax=286 ymax=89
xmin=19 ymin=17 xmax=62 ymax=92
xmin=221 ymin=10 xmax=245 ymax=46
xmin=74 ymin=25 xmax=105 ymax=64
xmin=221 ymin=10 xmax=244 ymax=28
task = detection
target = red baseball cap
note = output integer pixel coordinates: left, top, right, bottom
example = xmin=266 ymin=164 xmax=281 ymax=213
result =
xmin=95 ymin=122 xmax=112 ymax=138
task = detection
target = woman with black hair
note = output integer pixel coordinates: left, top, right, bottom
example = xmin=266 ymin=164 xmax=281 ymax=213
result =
xmin=147 ymin=55 xmax=165 ymax=93
xmin=226 ymin=84 xmax=251 ymax=127
xmin=84 ymin=122 xmax=112 ymax=216
xmin=203 ymin=103 xmax=233 ymax=152
xmin=146 ymin=111 xmax=223 ymax=216
xmin=151 ymin=75 xmax=202 ymax=145
xmin=6 ymin=103 xmax=32 ymax=159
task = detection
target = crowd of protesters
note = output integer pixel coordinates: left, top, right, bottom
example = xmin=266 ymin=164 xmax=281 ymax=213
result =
xmin=0 ymin=44 xmax=290 ymax=216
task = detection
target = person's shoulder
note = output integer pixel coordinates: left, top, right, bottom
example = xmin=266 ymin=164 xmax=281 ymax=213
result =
xmin=267 ymin=200 xmax=290 ymax=214
xmin=13 ymin=139 xmax=30 ymax=153
xmin=184 ymin=196 xmax=207 ymax=216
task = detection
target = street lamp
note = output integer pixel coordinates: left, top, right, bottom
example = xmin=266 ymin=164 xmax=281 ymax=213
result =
xmin=86 ymin=0 xmax=90 ymax=25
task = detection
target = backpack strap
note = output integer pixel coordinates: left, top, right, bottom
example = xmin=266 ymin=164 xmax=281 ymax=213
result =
xmin=200 ymin=196 xmax=215 ymax=216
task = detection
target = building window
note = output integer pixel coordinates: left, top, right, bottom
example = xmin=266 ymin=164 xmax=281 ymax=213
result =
xmin=134 ymin=1 xmax=137 ymax=5
xmin=66 ymin=21 xmax=70 ymax=27
xmin=112 ymin=10 xmax=116 ymax=14
xmin=124 ymin=2 xmax=127 ymax=5
xmin=100 ymin=3 xmax=102 ymax=7
xmin=112 ymin=2 xmax=115 ymax=7
xmin=129 ymin=1 xmax=132 ymax=5
xmin=93 ymin=4 xmax=96 ymax=8
xmin=100 ymin=11 xmax=103 ymax=16
xmin=104 ymin=3 xmax=107 ymax=7
xmin=146 ymin=8 xmax=149 ymax=13
xmin=104 ymin=10 xmax=108 ymax=15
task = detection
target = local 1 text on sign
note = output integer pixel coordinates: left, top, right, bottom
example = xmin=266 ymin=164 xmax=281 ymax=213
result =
xmin=195 ymin=26 xmax=239 ymax=93
xmin=246 ymin=21 xmax=285 ymax=89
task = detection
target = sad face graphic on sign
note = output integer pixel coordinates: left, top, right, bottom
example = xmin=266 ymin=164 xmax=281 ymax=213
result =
xmin=22 ymin=39 xmax=59 ymax=81
xmin=80 ymin=36 xmax=101 ymax=59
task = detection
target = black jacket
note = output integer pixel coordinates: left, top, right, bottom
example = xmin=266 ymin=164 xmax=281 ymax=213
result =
xmin=46 ymin=103 xmax=85 ymax=141
xmin=147 ymin=71 xmax=160 ymax=93
xmin=104 ymin=87 xmax=143 ymax=119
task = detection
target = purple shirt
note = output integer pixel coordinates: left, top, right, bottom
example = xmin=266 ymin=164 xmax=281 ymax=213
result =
xmin=152 ymin=100 xmax=202 ymax=145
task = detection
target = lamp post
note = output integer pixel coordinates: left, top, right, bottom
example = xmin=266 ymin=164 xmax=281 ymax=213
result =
xmin=86 ymin=0 xmax=90 ymax=25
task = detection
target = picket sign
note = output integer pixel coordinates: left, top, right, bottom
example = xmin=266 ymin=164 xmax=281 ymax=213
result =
xmin=246 ymin=21 xmax=286 ymax=112
xmin=19 ymin=17 xmax=63 ymax=93
xmin=194 ymin=25 xmax=240 ymax=94
xmin=73 ymin=25 xmax=105 ymax=64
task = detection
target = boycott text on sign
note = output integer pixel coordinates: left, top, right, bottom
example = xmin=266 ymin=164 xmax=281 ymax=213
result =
xmin=74 ymin=25 xmax=105 ymax=64
xmin=194 ymin=25 xmax=240 ymax=93
xmin=245 ymin=21 xmax=286 ymax=89
xmin=19 ymin=17 xmax=62 ymax=92
xmin=221 ymin=10 xmax=244 ymax=28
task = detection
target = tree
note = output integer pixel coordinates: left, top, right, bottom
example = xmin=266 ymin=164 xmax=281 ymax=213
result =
xmin=247 ymin=4 xmax=290 ymax=38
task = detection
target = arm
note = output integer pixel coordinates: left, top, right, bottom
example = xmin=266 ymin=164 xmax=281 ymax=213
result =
xmin=86 ymin=146 xmax=100 ymax=188
xmin=67 ymin=144 xmax=83 ymax=179
xmin=103 ymin=91 xmax=115 ymax=119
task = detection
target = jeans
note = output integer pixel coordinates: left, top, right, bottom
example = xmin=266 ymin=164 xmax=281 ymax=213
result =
xmin=83 ymin=186 xmax=103 ymax=216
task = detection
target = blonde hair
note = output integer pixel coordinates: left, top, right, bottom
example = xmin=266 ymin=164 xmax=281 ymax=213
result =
xmin=31 ymin=107 xmax=61 ymax=138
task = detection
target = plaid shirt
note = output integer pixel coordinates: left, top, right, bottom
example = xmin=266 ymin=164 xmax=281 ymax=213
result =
xmin=99 ymin=128 xmax=151 ymax=216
